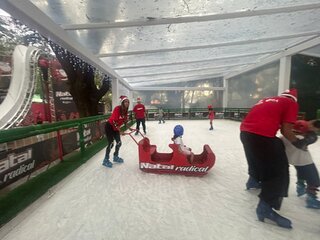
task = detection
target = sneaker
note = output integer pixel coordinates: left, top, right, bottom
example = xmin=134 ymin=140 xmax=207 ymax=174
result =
xmin=144 ymin=131 xmax=146 ymax=135
xmin=135 ymin=132 xmax=139 ymax=135
xmin=306 ymin=194 xmax=320 ymax=209
xmin=102 ymin=159 xmax=113 ymax=168
xmin=246 ymin=176 xmax=261 ymax=190
xmin=113 ymin=156 xmax=124 ymax=163
xmin=209 ymin=127 xmax=213 ymax=130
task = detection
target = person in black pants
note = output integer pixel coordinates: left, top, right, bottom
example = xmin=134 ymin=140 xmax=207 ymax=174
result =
xmin=281 ymin=119 xmax=320 ymax=209
xmin=133 ymin=97 xmax=147 ymax=135
xmin=240 ymin=89 xmax=307 ymax=229
xmin=102 ymin=95 xmax=130 ymax=168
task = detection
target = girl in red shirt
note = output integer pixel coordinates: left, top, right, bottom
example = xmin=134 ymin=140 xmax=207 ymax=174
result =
xmin=102 ymin=96 xmax=130 ymax=168
xmin=208 ymin=105 xmax=215 ymax=130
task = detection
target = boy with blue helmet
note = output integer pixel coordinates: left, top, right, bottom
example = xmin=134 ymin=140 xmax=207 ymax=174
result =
xmin=173 ymin=125 xmax=184 ymax=138
xmin=172 ymin=125 xmax=194 ymax=163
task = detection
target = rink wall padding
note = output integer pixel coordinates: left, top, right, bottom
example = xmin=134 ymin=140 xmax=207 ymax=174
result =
xmin=0 ymin=138 xmax=107 ymax=228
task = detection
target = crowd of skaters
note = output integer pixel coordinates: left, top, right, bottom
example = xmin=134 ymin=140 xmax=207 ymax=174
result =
xmin=101 ymin=92 xmax=319 ymax=230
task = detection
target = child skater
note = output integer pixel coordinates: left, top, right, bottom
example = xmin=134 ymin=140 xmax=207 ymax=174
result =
xmin=172 ymin=125 xmax=194 ymax=163
xmin=281 ymin=119 xmax=320 ymax=209
xmin=158 ymin=107 xmax=165 ymax=124
xmin=208 ymin=105 xmax=215 ymax=130
xmin=102 ymin=95 xmax=131 ymax=168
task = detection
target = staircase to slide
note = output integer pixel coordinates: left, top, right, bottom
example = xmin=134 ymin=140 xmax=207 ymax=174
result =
xmin=0 ymin=45 xmax=42 ymax=129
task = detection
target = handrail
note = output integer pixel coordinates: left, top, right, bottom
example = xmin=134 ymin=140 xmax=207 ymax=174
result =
xmin=0 ymin=107 xmax=307 ymax=144
xmin=0 ymin=114 xmax=109 ymax=144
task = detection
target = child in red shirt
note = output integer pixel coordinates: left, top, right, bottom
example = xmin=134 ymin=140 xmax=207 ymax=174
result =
xmin=208 ymin=105 xmax=215 ymax=130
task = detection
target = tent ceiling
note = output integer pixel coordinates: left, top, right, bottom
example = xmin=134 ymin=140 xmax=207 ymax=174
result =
xmin=1 ymin=0 xmax=320 ymax=90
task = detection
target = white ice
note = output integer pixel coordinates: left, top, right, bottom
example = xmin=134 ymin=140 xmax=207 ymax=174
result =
xmin=0 ymin=120 xmax=320 ymax=240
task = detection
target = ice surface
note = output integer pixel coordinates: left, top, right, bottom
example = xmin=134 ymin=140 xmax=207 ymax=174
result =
xmin=1 ymin=120 xmax=319 ymax=240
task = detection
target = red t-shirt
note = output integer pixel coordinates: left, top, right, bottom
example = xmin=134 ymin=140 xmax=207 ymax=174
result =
xmin=208 ymin=110 xmax=215 ymax=120
xmin=240 ymin=96 xmax=298 ymax=137
xmin=133 ymin=103 xmax=146 ymax=119
xmin=108 ymin=106 xmax=128 ymax=131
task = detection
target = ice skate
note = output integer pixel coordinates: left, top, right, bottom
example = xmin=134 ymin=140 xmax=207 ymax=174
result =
xmin=113 ymin=155 xmax=124 ymax=163
xmin=296 ymin=181 xmax=306 ymax=196
xmin=256 ymin=200 xmax=292 ymax=229
xmin=306 ymin=194 xmax=320 ymax=209
xmin=102 ymin=158 xmax=113 ymax=168
xmin=246 ymin=176 xmax=261 ymax=190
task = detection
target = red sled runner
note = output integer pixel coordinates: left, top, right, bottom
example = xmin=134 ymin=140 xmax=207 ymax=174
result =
xmin=127 ymin=131 xmax=216 ymax=176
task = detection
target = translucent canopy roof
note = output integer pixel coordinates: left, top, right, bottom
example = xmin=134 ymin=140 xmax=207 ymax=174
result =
xmin=1 ymin=0 xmax=320 ymax=90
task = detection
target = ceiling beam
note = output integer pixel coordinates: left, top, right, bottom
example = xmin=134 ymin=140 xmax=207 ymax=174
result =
xmin=123 ymin=67 xmax=232 ymax=79
xmin=132 ymin=87 xmax=225 ymax=91
xmin=0 ymin=0 xmax=132 ymax=90
xmin=111 ymin=50 xmax=276 ymax=70
xmin=225 ymin=35 xmax=320 ymax=79
xmin=97 ymin=31 xmax=319 ymax=57
xmin=127 ymin=72 xmax=223 ymax=83
xmin=120 ymin=63 xmax=252 ymax=78
xmin=129 ymin=74 xmax=223 ymax=86
xmin=62 ymin=3 xmax=320 ymax=30
xmin=300 ymin=51 xmax=320 ymax=59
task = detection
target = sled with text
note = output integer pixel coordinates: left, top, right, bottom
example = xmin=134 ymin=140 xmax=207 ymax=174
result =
xmin=138 ymin=138 xmax=215 ymax=176
xmin=136 ymin=136 xmax=216 ymax=176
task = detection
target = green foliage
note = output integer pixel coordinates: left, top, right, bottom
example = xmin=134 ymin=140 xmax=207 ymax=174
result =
xmin=291 ymin=54 xmax=320 ymax=119
xmin=0 ymin=14 xmax=110 ymax=117
xmin=0 ymin=15 xmax=50 ymax=54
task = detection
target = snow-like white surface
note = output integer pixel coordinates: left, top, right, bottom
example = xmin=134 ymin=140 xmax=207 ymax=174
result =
xmin=1 ymin=120 xmax=320 ymax=240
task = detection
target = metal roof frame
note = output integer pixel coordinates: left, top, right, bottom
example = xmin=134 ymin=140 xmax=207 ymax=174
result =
xmin=1 ymin=0 xmax=320 ymax=91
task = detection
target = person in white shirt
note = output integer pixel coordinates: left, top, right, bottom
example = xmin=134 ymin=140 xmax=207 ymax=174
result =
xmin=171 ymin=125 xmax=194 ymax=163
xmin=281 ymin=119 xmax=320 ymax=209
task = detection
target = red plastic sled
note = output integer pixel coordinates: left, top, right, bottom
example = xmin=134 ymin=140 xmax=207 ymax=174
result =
xmin=127 ymin=130 xmax=216 ymax=176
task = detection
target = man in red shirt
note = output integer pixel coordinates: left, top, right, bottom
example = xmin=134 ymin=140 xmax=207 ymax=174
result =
xmin=133 ymin=97 xmax=147 ymax=135
xmin=240 ymin=89 xmax=307 ymax=229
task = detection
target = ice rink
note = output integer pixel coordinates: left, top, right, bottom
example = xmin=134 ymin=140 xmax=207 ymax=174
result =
xmin=1 ymin=119 xmax=319 ymax=240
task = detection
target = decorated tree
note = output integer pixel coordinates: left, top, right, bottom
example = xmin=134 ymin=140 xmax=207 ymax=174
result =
xmin=0 ymin=14 xmax=111 ymax=117
xmin=49 ymin=41 xmax=111 ymax=117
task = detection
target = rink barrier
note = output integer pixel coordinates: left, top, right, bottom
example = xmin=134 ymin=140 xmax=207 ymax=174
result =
xmin=145 ymin=107 xmax=305 ymax=122
xmin=146 ymin=107 xmax=250 ymax=121
xmin=0 ymin=107 xmax=305 ymax=227
xmin=0 ymin=107 xmax=305 ymax=191
xmin=0 ymin=114 xmax=137 ymax=190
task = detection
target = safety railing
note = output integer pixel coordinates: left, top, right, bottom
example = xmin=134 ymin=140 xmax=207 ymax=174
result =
xmin=146 ymin=107 xmax=250 ymax=121
xmin=0 ymin=107 xmax=306 ymax=191
xmin=0 ymin=114 xmax=136 ymax=190
xmin=146 ymin=107 xmax=306 ymax=122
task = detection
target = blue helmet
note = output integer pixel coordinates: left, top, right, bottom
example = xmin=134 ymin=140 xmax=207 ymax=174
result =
xmin=174 ymin=125 xmax=184 ymax=137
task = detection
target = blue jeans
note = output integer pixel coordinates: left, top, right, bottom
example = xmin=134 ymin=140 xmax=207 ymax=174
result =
xmin=295 ymin=163 xmax=320 ymax=187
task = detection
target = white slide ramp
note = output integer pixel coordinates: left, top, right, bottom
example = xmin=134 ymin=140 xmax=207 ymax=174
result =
xmin=0 ymin=45 xmax=42 ymax=129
